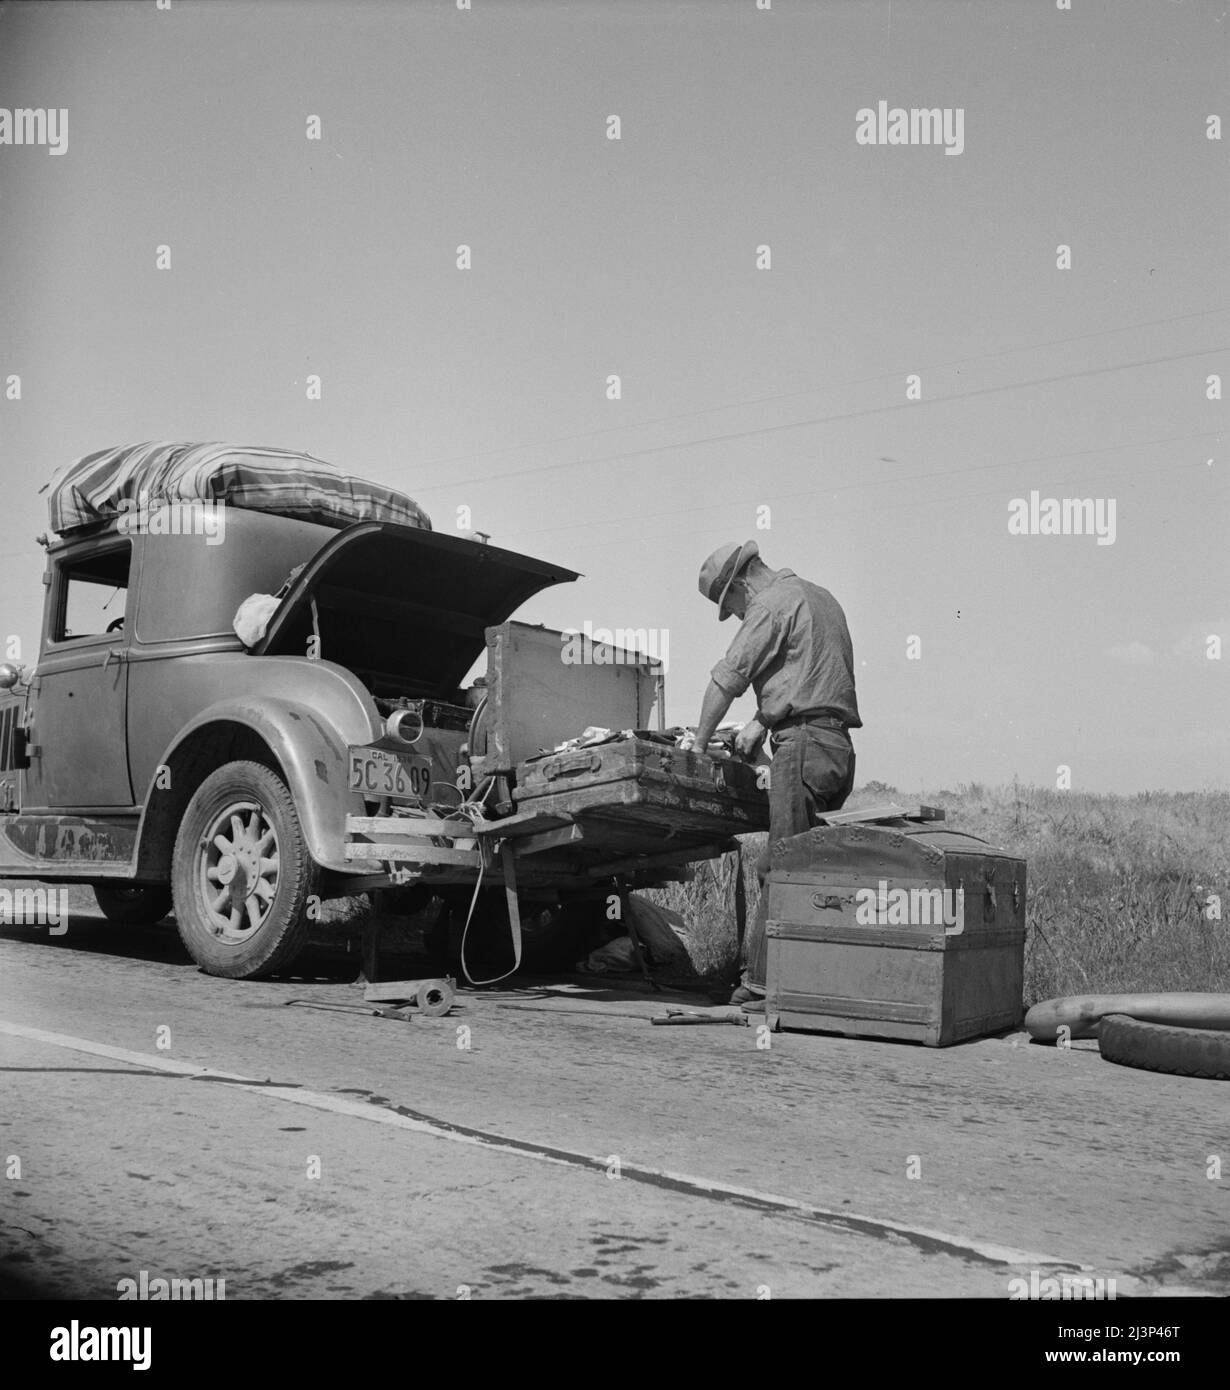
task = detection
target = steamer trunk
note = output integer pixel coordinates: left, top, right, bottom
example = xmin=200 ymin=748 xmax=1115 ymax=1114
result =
xmin=513 ymin=738 xmax=769 ymax=841
xmin=765 ymin=823 xmax=1026 ymax=1046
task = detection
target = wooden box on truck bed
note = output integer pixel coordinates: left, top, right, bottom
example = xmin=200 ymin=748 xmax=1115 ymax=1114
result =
xmin=513 ymin=737 xmax=769 ymax=841
xmin=765 ymin=822 xmax=1026 ymax=1046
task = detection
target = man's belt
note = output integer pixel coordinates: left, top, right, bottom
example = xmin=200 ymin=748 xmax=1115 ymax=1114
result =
xmin=770 ymin=711 xmax=851 ymax=733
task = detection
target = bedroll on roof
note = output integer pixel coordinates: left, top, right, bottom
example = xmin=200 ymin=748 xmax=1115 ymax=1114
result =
xmin=44 ymin=441 xmax=431 ymax=534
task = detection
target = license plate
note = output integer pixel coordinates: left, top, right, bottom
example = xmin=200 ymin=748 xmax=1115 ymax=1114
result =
xmin=348 ymin=746 xmax=432 ymax=802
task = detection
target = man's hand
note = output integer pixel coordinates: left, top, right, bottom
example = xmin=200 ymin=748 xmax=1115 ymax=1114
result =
xmin=734 ymin=718 xmax=767 ymax=760
xmin=677 ymin=729 xmax=700 ymax=753
xmin=683 ymin=680 xmax=736 ymax=756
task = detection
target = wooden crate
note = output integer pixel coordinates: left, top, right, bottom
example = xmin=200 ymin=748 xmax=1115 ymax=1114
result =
xmin=765 ymin=823 xmax=1025 ymax=1046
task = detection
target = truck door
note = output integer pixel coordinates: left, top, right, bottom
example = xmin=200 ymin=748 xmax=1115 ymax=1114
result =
xmin=23 ymin=538 xmax=135 ymax=809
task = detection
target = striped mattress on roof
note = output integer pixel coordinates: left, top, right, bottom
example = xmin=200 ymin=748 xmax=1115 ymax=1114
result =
xmin=44 ymin=441 xmax=431 ymax=534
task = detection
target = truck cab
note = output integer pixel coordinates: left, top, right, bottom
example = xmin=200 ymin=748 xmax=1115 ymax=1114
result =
xmin=1 ymin=452 xmax=765 ymax=980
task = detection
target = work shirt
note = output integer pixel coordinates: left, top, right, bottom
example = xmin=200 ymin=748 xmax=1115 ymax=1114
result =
xmin=710 ymin=568 xmax=862 ymax=730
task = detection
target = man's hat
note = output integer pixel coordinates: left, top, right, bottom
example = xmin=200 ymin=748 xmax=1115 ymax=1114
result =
xmin=698 ymin=539 xmax=759 ymax=621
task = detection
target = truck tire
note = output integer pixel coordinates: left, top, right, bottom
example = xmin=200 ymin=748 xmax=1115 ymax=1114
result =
xmin=172 ymin=760 xmax=316 ymax=979
xmin=93 ymin=884 xmax=173 ymax=925
xmin=1099 ymin=1014 xmax=1230 ymax=1081
xmin=1026 ymin=992 xmax=1230 ymax=1041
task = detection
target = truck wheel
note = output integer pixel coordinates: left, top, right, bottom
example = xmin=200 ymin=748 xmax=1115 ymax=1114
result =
xmin=93 ymin=884 xmax=173 ymax=925
xmin=1099 ymin=1014 xmax=1230 ymax=1081
xmin=172 ymin=760 xmax=316 ymax=979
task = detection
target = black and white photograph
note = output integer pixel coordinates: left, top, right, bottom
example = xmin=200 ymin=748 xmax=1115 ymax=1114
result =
xmin=0 ymin=0 xmax=1226 ymax=1358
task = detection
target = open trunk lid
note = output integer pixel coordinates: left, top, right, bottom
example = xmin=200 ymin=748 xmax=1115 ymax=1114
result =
xmin=254 ymin=522 xmax=578 ymax=697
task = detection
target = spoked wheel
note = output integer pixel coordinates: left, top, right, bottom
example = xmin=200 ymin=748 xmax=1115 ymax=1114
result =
xmin=199 ymin=800 xmax=280 ymax=941
xmin=172 ymin=760 xmax=315 ymax=978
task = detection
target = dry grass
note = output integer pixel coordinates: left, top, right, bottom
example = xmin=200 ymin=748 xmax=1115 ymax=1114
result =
xmin=648 ymin=848 xmax=762 ymax=982
xmin=646 ymin=782 xmax=1230 ymax=1004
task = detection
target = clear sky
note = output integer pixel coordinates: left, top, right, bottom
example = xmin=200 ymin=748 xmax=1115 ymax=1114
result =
xmin=1 ymin=0 xmax=1226 ymax=792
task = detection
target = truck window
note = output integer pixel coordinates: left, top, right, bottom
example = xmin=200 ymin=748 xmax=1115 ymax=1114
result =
xmin=55 ymin=543 xmax=131 ymax=641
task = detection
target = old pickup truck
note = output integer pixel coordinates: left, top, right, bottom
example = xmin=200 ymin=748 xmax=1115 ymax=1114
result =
xmin=0 ymin=443 xmax=767 ymax=979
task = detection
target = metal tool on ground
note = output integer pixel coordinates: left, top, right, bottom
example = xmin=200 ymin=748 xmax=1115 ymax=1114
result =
xmin=363 ymin=977 xmax=456 ymax=1016
xmin=651 ymin=1008 xmax=748 ymax=1027
xmin=356 ymin=894 xmax=455 ymax=1015
xmin=371 ymin=1004 xmax=417 ymax=1021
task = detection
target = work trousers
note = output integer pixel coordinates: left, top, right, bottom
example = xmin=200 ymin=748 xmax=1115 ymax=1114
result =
xmin=743 ymin=723 xmax=856 ymax=990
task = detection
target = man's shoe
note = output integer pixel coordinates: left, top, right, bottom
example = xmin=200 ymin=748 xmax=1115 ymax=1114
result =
xmin=739 ymin=997 xmax=766 ymax=1015
xmin=729 ymin=984 xmax=764 ymax=1005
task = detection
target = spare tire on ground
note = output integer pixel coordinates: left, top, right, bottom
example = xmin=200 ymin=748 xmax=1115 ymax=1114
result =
xmin=1025 ymin=992 xmax=1230 ymax=1041
xmin=1099 ymin=1014 xmax=1230 ymax=1081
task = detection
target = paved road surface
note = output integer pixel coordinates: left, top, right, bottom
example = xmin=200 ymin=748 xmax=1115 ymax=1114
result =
xmin=1 ymin=905 xmax=1226 ymax=1299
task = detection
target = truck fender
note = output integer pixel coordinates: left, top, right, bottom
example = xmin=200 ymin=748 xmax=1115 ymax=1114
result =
xmin=134 ymin=697 xmax=371 ymax=877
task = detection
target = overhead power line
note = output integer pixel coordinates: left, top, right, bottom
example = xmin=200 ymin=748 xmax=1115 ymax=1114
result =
xmin=414 ymin=345 xmax=1226 ymax=495
xmin=515 ymin=455 xmax=1219 ymax=565
xmin=495 ymin=429 xmax=1223 ymax=544
xmin=408 ymin=305 xmax=1230 ymax=478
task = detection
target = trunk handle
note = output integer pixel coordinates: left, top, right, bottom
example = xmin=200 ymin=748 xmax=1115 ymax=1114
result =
xmin=543 ymin=750 xmax=602 ymax=781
